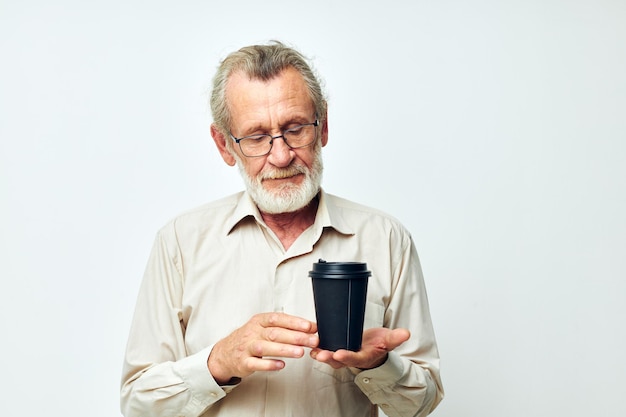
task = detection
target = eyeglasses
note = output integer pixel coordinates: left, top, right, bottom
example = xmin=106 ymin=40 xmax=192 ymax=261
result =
xmin=229 ymin=119 xmax=319 ymax=157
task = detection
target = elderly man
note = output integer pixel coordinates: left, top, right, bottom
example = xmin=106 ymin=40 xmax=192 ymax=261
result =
xmin=121 ymin=41 xmax=443 ymax=417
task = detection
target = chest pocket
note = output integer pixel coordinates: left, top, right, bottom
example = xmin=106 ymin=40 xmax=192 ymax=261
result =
xmin=363 ymin=301 xmax=385 ymax=330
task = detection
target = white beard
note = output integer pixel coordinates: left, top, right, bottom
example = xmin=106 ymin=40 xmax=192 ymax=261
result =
xmin=234 ymin=145 xmax=323 ymax=214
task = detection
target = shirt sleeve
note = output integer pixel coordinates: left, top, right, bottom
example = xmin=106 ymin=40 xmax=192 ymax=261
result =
xmin=353 ymin=229 xmax=444 ymax=417
xmin=120 ymin=228 xmax=234 ymax=417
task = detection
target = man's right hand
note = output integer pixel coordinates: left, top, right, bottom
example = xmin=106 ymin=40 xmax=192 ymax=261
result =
xmin=207 ymin=312 xmax=319 ymax=385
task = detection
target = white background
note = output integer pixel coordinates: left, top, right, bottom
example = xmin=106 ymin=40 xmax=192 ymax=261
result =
xmin=1 ymin=1 xmax=625 ymax=416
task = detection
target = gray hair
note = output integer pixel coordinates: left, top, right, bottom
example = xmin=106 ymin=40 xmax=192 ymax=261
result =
xmin=210 ymin=41 xmax=328 ymax=133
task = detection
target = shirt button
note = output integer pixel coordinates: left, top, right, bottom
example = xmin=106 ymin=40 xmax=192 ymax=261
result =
xmin=210 ymin=392 xmax=217 ymax=397
xmin=362 ymin=377 xmax=370 ymax=384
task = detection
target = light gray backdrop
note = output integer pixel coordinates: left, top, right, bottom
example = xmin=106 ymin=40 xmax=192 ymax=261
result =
xmin=1 ymin=1 xmax=624 ymax=416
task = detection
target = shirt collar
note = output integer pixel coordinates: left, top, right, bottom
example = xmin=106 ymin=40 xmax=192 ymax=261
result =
xmin=226 ymin=189 xmax=354 ymax=236
xmin=314 ymin=189 xmax=354 ymax=236
xmin=226 ymin=191 xmax=263 ymax=234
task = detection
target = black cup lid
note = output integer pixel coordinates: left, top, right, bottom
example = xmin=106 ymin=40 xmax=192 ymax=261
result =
xmin=309 ymin=259 xmax=371 ymax=278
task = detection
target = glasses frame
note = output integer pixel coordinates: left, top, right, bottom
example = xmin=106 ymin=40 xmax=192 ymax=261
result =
xmin=229 ymin=118 xmax=320 ymax=157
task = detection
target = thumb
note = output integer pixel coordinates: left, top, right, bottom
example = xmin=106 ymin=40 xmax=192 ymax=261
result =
xmin=386 ymin=328 xmax=411 ymax=350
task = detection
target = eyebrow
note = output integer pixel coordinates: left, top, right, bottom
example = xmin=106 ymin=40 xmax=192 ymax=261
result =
xmin=238 ymin=116 xmax=313 ymax=136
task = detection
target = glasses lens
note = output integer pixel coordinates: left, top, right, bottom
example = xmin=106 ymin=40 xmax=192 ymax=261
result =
xmin=284 ymin=124 xmax=316 ymax=148
xmin=240 ymin=135 xmax=272 ymax=157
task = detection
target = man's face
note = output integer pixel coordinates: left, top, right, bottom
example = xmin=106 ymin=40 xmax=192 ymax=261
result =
xmin=223 ymin=67 xmax=328 ymax=214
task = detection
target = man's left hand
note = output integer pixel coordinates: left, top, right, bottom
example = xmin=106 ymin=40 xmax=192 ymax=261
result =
xmin=310 ymin=328 xmax=410 ymax=370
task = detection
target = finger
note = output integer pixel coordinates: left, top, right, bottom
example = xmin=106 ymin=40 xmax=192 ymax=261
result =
xmin=255 ymin=312 xmax=317 ymax=333
xmin=332 ymin=328 xmax=411 ymax=369
xmin=310 ymin=349 xmax=345 ymax=369
xmin=362 ymin=327 xmax=410 ymax=351
xmin=243 ymin=356 xmax=286 ymax=373
xmin=330 ymin=349 xmax=363 ymax=365
xmin=386 ymin=328 xmax=411 ymax=350
xmin=248 ymin=340 xmax=308 ymax=360
xmin=262 ymin=326 xmax=319 ymax=348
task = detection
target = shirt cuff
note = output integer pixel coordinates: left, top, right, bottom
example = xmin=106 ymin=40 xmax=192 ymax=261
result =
xmin=172 ymin=345 xmax=234 ymax=405
xmin=353 ymin=351 xmax=405 ymax=390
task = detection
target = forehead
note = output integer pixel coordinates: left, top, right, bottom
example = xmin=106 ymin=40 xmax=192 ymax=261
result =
xmin=225 ymin=67 xmax=314 ymax=126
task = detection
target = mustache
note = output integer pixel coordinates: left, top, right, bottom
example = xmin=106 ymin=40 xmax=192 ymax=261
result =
xmin=259 ymin=164 xmax=307 ymax=180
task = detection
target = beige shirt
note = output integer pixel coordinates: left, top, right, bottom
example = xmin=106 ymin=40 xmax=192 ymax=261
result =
xmin=121 ymin=190 xmax=443 ymax=417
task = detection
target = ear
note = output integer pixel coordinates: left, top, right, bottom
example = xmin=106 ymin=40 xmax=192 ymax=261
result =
xmin=320 ymin=111 xmax=329 ymax=147
xmin=211 ymin=124 xmax=237 ymax=166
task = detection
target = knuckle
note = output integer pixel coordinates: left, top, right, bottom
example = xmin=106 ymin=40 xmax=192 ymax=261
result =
xmin=267 ymin=312 xmax=280 ymax=325
xmin=266 ymin=327 xmax=280 ymax=341
xmin=249 ymin=340 xmax=264 ymax=357
xmin=243 ymin=356 xmax=255 ymax=370
xmin=250 ymin=313 xmax=264 ymax=324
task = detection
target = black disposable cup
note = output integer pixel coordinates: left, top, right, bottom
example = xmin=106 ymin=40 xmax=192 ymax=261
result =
xmin=309 ymin=260 xmax=371 ymax=351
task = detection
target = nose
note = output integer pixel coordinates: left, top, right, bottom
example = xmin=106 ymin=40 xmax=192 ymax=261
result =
xmin=267 ymin=136 xmax=294 ymax=167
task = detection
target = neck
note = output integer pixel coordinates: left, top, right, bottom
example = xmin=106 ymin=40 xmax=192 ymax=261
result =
xmin=260 ymin=196 xmax=319 ymax=250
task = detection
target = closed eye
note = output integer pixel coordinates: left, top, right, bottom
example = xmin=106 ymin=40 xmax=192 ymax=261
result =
xmin=241 ymin=134 xmax=271 ymax=141
xmin=285 ymin=125 xmax=306 ymax=136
